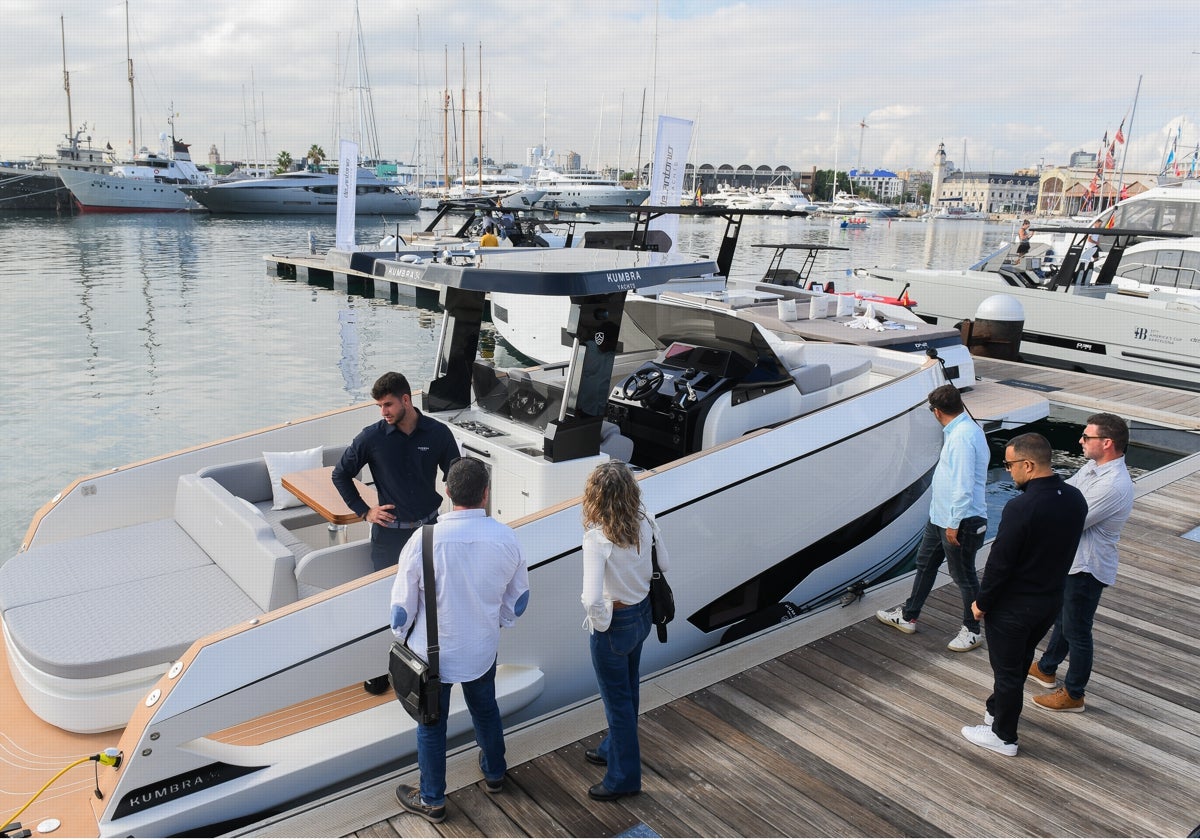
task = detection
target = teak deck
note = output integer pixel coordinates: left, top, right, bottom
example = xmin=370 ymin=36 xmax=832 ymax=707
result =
xmin=249 ymin=456 xmax=1199 ymax=838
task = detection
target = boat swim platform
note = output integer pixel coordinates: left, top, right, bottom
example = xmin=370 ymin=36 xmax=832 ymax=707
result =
xmin=242 ymin=452 xmax=1200 ymax=839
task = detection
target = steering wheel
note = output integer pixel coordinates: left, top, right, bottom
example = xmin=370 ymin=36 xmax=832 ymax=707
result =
xmin=622 ymin=368 xmax=664 ymax=401
xmin=511 ymin=387 xmax=547 ymax=419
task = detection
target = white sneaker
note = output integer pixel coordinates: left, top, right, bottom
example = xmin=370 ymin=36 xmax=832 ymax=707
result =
xmin=947 ymin=626 xmax=982 ymax=652
xmin=984 ymin=711 xmax=994 ymax=726
xmin=961 ymin=724 xmax=1017 ymax=756
xmin=875 ymin=607 xmax=916 ymax=634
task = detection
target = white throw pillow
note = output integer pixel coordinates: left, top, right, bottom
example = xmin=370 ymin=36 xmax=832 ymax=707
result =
xmin=263 ymin=446 xmax=324 ymax=510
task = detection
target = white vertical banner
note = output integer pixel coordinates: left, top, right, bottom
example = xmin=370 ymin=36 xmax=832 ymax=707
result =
xmin=335 ymin=139 xmax=359 ymax=251
xmin=648 ymin=115 xmax=693 ymax=253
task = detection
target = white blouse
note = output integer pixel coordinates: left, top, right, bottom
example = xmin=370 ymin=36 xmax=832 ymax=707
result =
xmin=580 ymin=512 xmax=670 ymax=632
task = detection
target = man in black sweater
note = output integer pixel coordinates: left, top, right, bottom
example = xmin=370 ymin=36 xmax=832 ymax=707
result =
xmin=962 ymin=433 xmax=1087 ymax=757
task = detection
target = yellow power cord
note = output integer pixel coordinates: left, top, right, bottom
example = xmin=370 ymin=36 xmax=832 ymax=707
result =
xmin=3 ymin=754 xmax=102 ymax=834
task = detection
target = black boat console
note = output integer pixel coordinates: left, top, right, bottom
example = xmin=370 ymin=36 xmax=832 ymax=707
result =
xmin=606 ymin=342 xmax=757 ymax=467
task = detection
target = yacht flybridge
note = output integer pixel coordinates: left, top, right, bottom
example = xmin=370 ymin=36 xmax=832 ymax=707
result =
xmin=1 ymin=246 xmax=952 ymax=836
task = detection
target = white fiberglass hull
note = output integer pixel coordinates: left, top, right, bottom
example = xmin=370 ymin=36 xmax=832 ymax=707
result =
xmin=852 ymin=267 xmax=1200 ymax=391
xmin=534 ymin=186 xmax=650 ymax=211
xmin=57 ymin=166 xmax=203 ymax=213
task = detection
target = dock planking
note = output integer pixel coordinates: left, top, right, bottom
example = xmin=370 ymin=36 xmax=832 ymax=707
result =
xmin=973 ymin=356 xmax=1200 ymax=428
xmin=339 ymin=462 xmax=1199 ymax=838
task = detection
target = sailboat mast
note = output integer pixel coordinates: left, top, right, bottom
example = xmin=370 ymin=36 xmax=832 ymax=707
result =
xmin=126 ymin=0 xmax=135 ymax=156
xmin=1117 ymin=74 xmax=1142 ymax=195
xmin=461 ymin=44 xmax=467 ymax=184
xmin=477 ymin=42 xmax=483 ymax=190
xmin=634 ymin=88 xmax=645 ymax=187
xmin=442 ymin=47 xmax=449 ymax=195
xmin=61 ymin=16 xmax=73 ymax=141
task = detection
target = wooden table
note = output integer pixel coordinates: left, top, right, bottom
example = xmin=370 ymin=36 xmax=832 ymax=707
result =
xmin=281 ymin=466 xmax=378 ymax=526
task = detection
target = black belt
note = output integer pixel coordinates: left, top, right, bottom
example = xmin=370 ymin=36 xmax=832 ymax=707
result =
xmin=387 ymin=510 xmax=439 ymax=530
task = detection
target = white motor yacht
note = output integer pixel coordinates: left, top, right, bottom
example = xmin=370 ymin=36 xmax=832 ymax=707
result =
xmin=850 ymin=226 xmax=1200 ymax=392
xmin=2 ymin=245 xmax=951 ymax=837
xmin=56 ymin=132 xmax=208 ymax=213
xmin=531 ymin=167 xmax=650 ymax=210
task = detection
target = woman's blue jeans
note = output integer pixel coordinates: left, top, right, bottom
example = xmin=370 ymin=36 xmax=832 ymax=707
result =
xmin=415 ymin=661 xmax=504 ymax=807
xmin=589 ymin=597 xmax=652 ymax=793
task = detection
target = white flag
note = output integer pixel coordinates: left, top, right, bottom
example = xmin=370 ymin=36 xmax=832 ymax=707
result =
xmin=648 ymin=116 xmax=693 ymax=253
xmin=335 ymin=139 xmax=359 ymax=251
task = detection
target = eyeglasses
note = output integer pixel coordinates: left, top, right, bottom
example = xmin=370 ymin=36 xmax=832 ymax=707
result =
xmin=1079 ymin=434 xmax=1107 ymax=441
xmin=1003 ymin=459 xmax=1030 ymax=470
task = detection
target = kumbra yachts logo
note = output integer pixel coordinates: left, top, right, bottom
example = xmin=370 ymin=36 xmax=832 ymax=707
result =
xmin=605 ymin=270 xmax=643 ymax=286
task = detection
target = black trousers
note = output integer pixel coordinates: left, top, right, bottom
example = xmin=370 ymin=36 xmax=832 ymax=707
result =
xmin=983 ymin=595 xmax=1060 ymax=744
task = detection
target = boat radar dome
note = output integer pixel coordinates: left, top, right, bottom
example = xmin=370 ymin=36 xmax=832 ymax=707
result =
xmin=976 ymin=294 xmax=1024 ymax=323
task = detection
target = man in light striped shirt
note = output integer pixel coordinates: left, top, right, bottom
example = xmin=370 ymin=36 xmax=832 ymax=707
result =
xmin=1029 ymin=413 xmax=1134 ymax=713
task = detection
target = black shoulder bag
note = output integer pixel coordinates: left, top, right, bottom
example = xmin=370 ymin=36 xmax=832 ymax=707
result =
xmin=648 ymin=527 xmax=674 ymax=643
xmin=389 ymin=525 xmax=442 ymax=725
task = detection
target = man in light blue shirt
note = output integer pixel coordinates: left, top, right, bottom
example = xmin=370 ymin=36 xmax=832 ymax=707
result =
xmin=1030 ymin=413 xmax=1134 ymax=713
xmin=878 ymin=384 xmax=989 ymax=652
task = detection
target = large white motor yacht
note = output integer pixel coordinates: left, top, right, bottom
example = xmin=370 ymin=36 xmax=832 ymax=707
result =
xmin=55 ymin=131 xmax=208 ymax=213
xmin=531 ymin=167 xmax=650 ymax=210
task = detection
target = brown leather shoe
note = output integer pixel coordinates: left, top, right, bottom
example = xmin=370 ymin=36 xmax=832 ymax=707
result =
xmin=1027 ymin=661 xmax=1056 ymax=689
xmin=1032 ymin=686 xmax=1085 ymax=713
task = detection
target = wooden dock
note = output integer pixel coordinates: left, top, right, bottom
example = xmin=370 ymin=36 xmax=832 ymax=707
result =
xmin=971 ymin=355 xmax=1200 ymax=431
xmin=246 ymin=452 xmax=1200 ymax=838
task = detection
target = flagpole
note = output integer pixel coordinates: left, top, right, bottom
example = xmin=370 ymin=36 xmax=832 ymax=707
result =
xmin=1116 ymin=74 xmax=1140 ymax=196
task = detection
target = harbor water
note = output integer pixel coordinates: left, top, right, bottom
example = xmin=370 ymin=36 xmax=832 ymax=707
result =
xmin=0 ymin=211 xmax=1138 ymax=559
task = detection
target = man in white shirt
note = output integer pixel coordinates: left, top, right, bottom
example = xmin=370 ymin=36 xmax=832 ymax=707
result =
xmin=391 ymin=457 xmax=530 ymax=823
xmin=1029 ymin=413 xmax=1134 ymax=713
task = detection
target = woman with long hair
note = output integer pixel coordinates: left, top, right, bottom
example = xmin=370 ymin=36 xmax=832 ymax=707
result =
xmin=579 ymin=461 xmax=670 ymax=801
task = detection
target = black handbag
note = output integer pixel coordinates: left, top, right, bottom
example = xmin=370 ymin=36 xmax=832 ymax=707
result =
xmin=648 ymin=532 xmax=674 ymax=643
xmin=389 ymin=525 xmax=441 ymax=725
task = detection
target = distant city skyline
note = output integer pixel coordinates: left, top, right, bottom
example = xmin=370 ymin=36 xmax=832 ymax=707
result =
xmin=1 ymin=0 xmax=1196 ymax=177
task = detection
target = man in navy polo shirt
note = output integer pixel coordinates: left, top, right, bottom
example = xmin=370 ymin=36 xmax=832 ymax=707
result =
xmin=334 ymin=371 xmax=460 ymax=572
xmin=334 ymin=371 xmax=459 ymax=694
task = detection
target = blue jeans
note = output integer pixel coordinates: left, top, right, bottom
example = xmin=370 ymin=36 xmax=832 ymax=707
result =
xmin=1038 ymin=572 xmax=1106 ymax=699
xmin=590 ymin=597 xmax=652 ymax=793
xmin=415 ymin=661 xmax=505 ymax=807
xmin=903 ymin=516 xmax=986 ymax=632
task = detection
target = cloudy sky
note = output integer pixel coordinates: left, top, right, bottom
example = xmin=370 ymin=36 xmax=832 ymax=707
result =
xmin=1 ymin=0 xmax=1196 ymax=177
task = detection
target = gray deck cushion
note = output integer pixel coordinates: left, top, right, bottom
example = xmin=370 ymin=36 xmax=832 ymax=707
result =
xmin=0 ymin=518 xmax=209 ymax=612
xmin=174 ymin=475 xmax=298 ymax=611
xmin=197 ymin=445 xmax=349 ymax=504
xmin=802 ymin=346 xmax=873 ymax=386
xmin=792 ymin=363 xmax=831 ymax=394
xmin=294 ymin=539 xmax=374 ymax=600
xmin=4 ymin=565 xmax=260 ymax=679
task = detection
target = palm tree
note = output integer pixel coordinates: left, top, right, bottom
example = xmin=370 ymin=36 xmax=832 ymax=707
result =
xmin=306 ymin=144 xmax=326 ymax=170
xmin=275 ymin=150 xmax=293 ymax=173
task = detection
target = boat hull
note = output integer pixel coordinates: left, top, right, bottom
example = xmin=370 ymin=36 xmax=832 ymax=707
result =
xmin=853 ymin=268 xmax=1200 ymax=392
xmin=57 ymin=167 xmax=204 ymax=213
xmin=184 ymin=183 xmax=421 ymax=215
